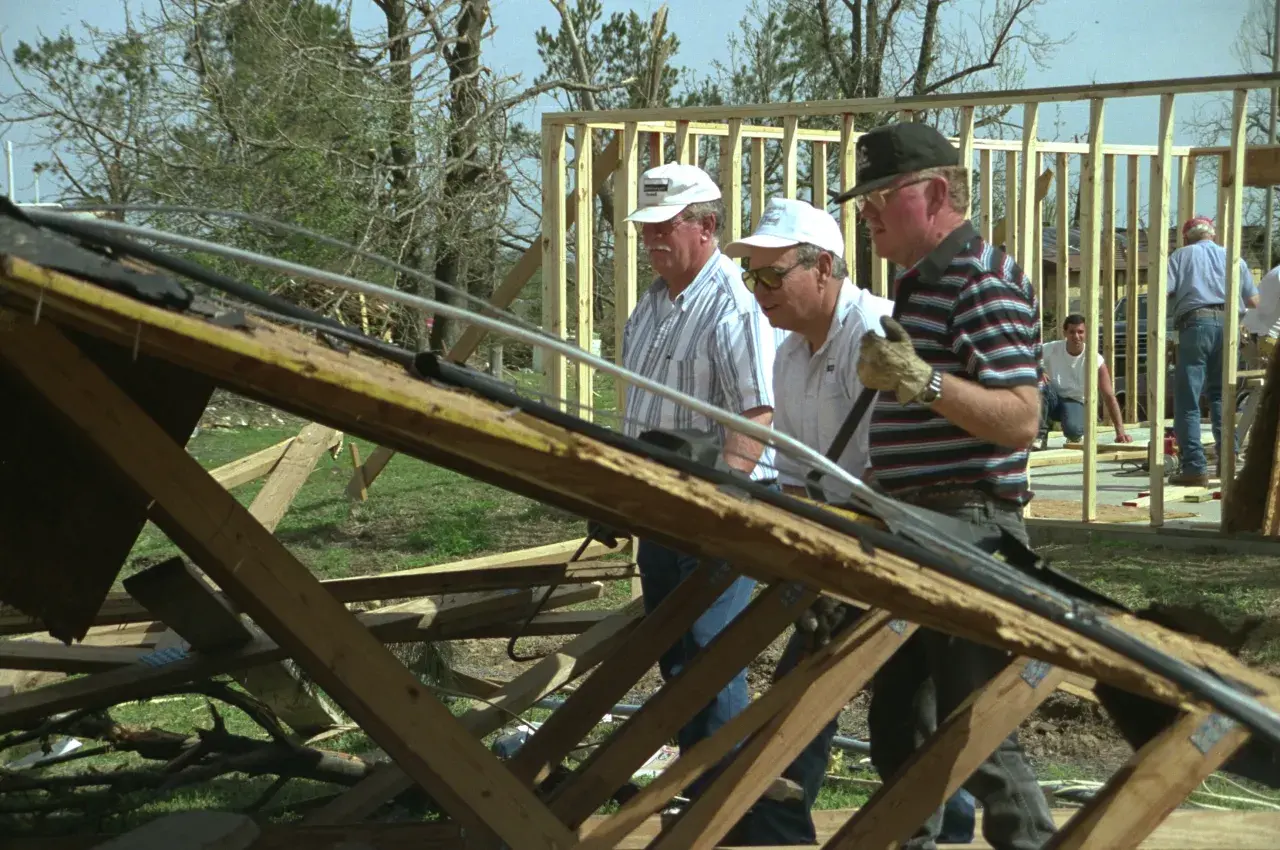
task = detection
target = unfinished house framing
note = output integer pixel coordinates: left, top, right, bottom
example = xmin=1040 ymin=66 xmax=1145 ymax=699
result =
xmin=527 ymin=72 xmax=1280 ymax=534
xmin=5 ymin=73 xmax=1280 ymax=850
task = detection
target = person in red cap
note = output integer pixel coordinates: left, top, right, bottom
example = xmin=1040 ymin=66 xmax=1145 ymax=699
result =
xmin=1166 ymin=215 xmax=1259 ymax=484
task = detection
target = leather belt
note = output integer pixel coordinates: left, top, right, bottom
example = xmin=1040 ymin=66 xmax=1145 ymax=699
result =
xmin=1175 ymin=305 xmax=1225 ymax=330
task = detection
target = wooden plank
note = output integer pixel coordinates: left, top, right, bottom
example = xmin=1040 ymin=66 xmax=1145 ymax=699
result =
xmin=573 ymin=123 xmax=594 ymax=421
xmin=1264 ymin=419 xmax=1280 ymax=536
xmin=0 ymin=319 xmax=576 ymax=850
xmin=0 ymin=640 xmax=147 ymax=673
xmin=545 ymin=72 xmax=1280 ymax=124
xmin=1055 ymin=151 xmax=1070 ymax=338
xmin=544 ymin=581 xmax=816 ymax=828
xmin=345 ymin=444 xmax=394 ymax=501
xmin=616 ymin=123 xmax=640 ymax=423
xmin=1149 ymin=95 xmax=1175 ymax=525
xmin=123 ymin=557 xmax=253 ymax=651
xmin=981 ymin=149 xmax=995 ymax=243
xmin=723 ymin=119 xmax=744 ymax=243
xmin=646 ymin=613 xmax=915 ymax=850
xmin=782 ymin=115 xmax=799 ymax=199
xmin=0 ymin=550 xmax=630 ymax=637
xmin=1221 ymin=90 xmax=1248 ymax=521
xmin=250 ymin=423 xmax=340 ymax=533
xmin=1043 ymin=710 xmax=1250 ymax=850
xmin=812 ymin=141 xmax=828 ymax=209
xmin=1082 ymin=98 xmax=1107 ymax=522
xmin=542 ymin=122 xmax=568 ymax=413
xmin=958 ymin=106 xmax=976 ymax=220
xmin=1126 ymin=154 xmax=1141 ymax=423
xmin=305 ymin=597 xmax=646 ymax=825
xmin=506 ymin=559 xmax=739 ymax=786
xmin=1019 ymin=103 xmax=1039 ymax=281
xmin=1004 ymin=150 xmax=1020 ymax=260
xmin=840 ymin=115 xmax=858 ymax=271
xmin=578 ymin=612 xmax=906 ymax=850
xmin=824 ymin=656 xmax=1065 ymax=849
xmin=674 ymin=120 xmax=693 ymax=165
xmin=1102 ymin=154 xmax=1117 ymax=377
xmin=750 ymin=136 xmax=766 ymax=231
xmin=210 ymin=433 xmax=340 ymax=491
xmin=9 ymin=260 xmax=1280 ymax=719
xmin=1179 ymin=156 xmax=1197 ymax=249
xmin=346 ymin=442 xmax=367 ymax=501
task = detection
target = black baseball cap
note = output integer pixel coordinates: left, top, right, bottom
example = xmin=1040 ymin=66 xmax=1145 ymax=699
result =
xmin=832 ymin=122 xmax=960 ymax=203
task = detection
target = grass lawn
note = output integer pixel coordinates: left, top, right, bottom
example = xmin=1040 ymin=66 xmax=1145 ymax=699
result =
xmin=6 ymin=393 xmax=1280 ymax=836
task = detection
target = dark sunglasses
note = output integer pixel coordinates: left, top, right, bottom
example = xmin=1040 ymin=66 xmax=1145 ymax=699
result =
xmin=743 ymin=259 xmax=804 ymax=293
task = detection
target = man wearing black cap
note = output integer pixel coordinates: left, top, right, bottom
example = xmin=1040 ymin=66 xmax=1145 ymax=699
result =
xmin=840 ymin=122 xmax=1053 ymax=849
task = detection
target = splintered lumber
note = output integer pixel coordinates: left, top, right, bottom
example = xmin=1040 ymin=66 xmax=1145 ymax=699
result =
xmin=0 ymin=317 xmax=575 ymax=848
xmin=825 ymin=657 xmax=1066 ymax=849
xmin=1043 ymin=710 xmax=1250 ymax=849
xmin=307 ymin=597 xmax=645 ymax=824
xmin=546 ymin=581 xmax=817 ymax=829
xmin=210 ymin=430 xmax=343 ymax=490
xmin=248 ymin=422 xmax=341 ymax=533
xmin=640 ymin=612 xmax=916 ymax=850
xmin=0 ymin=587 xmax=603 ymax=727
xmin=507 ymin=559 xmax=739 ymax=787
xmin=0 ymin=554 xmax=632 ymax=637
xmin=125 ymin=556 xmax=339 ymax=737
xmin=8 ymin=256 xmax=1280 ymax=778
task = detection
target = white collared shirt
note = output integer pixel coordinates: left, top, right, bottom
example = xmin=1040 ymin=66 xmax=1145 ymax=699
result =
xmin=621 ymin=249 xmax=784 ymax=480
xmin=773 ymin=280 xmax=894 ymax=501
xmin=1244 ymin=264 xmax=1280 ymax=339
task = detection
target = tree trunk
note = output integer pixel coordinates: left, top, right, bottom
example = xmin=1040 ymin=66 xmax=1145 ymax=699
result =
xmin=380 ymin=0 xmax=429 ymax=350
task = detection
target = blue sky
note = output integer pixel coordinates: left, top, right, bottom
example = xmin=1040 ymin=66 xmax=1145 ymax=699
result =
xmin=0 ymin=0 xmax=1262 ymax=218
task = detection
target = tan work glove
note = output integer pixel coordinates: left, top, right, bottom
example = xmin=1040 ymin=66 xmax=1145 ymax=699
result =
xmin=857 ymin=316 xmax=934 ymax=405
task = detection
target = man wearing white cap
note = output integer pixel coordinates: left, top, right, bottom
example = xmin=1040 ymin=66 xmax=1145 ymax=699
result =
xmin=617 ymin=162 xmax=781 ymax=799
xmin=718 ymin=199 xmax=974 ymax=846
xmin=724 ymin=197 xmax=892 ymax=501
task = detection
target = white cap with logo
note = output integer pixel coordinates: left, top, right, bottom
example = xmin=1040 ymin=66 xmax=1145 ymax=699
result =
xmin=723 ymin=197 xmax=846 ymax=259
xmin=625 ymin=163 xmax=723 ymax=223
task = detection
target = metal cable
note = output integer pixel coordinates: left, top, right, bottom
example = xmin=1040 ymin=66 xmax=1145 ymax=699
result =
xmin=20 ymin=208 xmax=1280 ymax=751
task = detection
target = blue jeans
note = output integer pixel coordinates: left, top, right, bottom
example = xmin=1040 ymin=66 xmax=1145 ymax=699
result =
xmin=635 ymin=538 xmax=756 ymax=798
xmin=727 ymin=616 xmax=977 ymax=846
xmin=1039 ymin=383 xmax=1085 ymax=441
xmin=1174 ymin=315 xmax=1236 ymax=475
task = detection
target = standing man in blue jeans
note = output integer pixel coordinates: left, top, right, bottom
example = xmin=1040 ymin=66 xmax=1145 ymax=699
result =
xmin=1167 ymin=216 xmax=1258 ymax=485
xmin=619 ymin=162 xmax=782 ymax=802
xmin=1036 ymin=314 xmax=1130 ymax=449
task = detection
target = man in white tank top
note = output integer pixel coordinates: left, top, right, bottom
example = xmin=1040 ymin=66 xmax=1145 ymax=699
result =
xmin=1037 ymin=313 xmax=1130 ymax=447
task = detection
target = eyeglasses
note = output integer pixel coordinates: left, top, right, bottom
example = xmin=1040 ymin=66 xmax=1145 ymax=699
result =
xmin=743 ymin=259 xmax=805 ymax=293
xmin=854 ymin=175 xmax=937 ymax=213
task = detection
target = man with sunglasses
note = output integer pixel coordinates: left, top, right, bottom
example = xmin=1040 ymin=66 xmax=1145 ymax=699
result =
xmin=843 ymin=122 xmax=1055 ymax=850
xmin=718 ymin=198 xmax=976 ymax=846
xmin=617 ymin=162 xmax=781 ymax=804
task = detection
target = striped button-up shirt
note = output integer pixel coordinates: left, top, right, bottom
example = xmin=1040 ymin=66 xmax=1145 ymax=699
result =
xmin=621 ymin=250 xmax=781 ymax=481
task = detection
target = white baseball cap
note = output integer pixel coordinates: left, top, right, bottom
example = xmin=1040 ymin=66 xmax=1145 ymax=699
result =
xmin=723 ymin=197 xmax=846 ymax=259
xmin=625 ymin=163 xmax=723 ymax=223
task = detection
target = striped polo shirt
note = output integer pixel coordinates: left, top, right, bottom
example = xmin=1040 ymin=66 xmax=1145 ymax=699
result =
xmin=621 ymin=249 xmax=782 ymax=481
xmin=869 ymin=222 xmax=1042 ymax=505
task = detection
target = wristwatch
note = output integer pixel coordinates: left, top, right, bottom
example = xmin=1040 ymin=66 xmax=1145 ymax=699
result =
xmin=917 ymin=369 xmax=943 ymax=406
